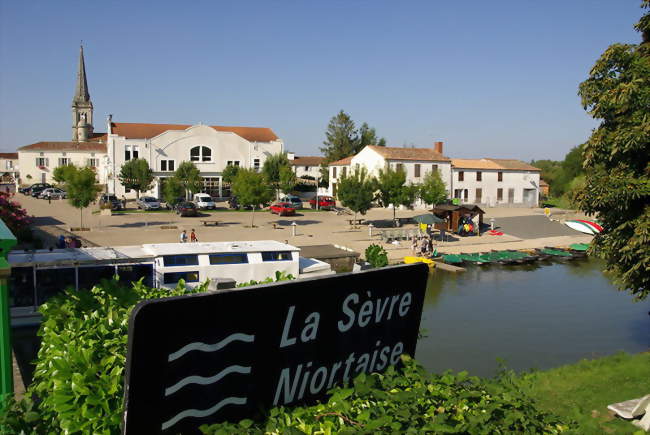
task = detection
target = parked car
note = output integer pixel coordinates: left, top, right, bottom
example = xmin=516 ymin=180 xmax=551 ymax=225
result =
xmin=20 ymin=183 xmax=51 ymax=195
xmin=39 ymin=187 xmax=66 ymax=200
xmin=270 ymin=202 xmax=296 ymax=216
xmin=136 ymin=196 xmax=161 ymax=210
xmin=165 ymin=197 xmax=185 ymax=210
xmin=176 ymin=201 xmax=198 ymax=217
xmin=30 ymin=184 xmax=53 ymax=197
xmin=193 ymin=193 xmax=216 ymax=210
xmin=99 ymin=194 xmax=123 ymax=210
xmin=281 ymin=195 xmax=303 ymax=209
xmin=308 ymin=196 xmax=335 ymax=209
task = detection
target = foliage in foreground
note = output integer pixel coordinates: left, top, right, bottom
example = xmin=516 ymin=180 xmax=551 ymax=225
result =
xmin=576 ymin=1 xmax=650 ymax=300
xmin=365 ymin=244 xmax=388 ymax=268
xmin=201 ymin=355 xmax=570 ymax=435
xmin=0 ymin=191 xmax=32 ymax=236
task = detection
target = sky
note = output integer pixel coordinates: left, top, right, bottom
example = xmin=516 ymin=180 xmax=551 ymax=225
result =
xmin=0 ymin=1 xmax=644 ymax=161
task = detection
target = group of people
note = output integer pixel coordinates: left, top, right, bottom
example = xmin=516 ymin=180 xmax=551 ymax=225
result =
xmin=56 ymin=235 xmax=82 ymax=249
xmin=180 ymin=229 xmax=198 ymax=243
xmin=411 ymin=233 xmax=438 ymax=258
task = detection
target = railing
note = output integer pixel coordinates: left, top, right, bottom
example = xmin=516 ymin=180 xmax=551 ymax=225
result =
xmin=0 ymin=219 xmax=16 ymax=409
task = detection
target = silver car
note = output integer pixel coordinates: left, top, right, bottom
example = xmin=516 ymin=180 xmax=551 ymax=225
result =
xmin=136 ymin=196 xmax=161 ymax=210
xmin=39 ymin=187 xmax=66 ymax=199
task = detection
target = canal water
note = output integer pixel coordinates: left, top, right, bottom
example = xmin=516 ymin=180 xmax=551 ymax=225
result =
xmin=415 ymin=258 xmax=650 ymax=377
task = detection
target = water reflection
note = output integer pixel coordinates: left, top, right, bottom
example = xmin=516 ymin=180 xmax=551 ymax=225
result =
xmin=416 ymin=259 xmax=650 ymax=378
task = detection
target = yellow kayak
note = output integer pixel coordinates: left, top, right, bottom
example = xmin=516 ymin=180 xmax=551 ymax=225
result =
xmin=404 ymin=256 xmax=436 ymax=269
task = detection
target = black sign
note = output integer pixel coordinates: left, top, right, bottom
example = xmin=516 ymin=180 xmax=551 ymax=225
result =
xmin=123 ymin=263 xmax=429 ymax=434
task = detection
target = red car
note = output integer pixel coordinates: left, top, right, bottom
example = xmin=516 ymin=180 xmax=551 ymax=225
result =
xmin=270 ymin=202 xmax=296 ymax=216
xmin=308 ymin=196 xmax=335 ymax=209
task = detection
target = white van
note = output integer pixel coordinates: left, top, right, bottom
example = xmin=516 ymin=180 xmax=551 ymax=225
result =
xmin=193 ymin=193 xmax=216 ymax=209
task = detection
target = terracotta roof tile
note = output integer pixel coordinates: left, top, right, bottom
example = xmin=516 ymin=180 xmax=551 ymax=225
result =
xmin=328 ymin=156 xmax=353 ymax=166
xmin=0 ymin=153 xmax=18 ymax=159
xmin=18 ymin=141 xmax=107 ymax=152
xmin=451 ymin=158 xmax=541 ymax=171
xmin=367 ymin=145 xmax=450 ymax=162
xmin=539 ymin=179 xmax=549 ymax=186
xmin=487 ymin=159 xmax=540 ymax=171
xmin=289 ymin=156 xmax=325 ymax=167
xmin=111 ymin=122 xmax=279 ymax=142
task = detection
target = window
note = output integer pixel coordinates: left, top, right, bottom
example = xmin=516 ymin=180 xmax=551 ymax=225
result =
xmin=163 ymin=254 xmax=199 ymax=267
xmin=164 ymin=271 xmax=199 ymax=284
xmin=226 ymin=160 xmax=240 ymax=167
xmin=332 ymin=167 xmax=337 ymax=178
xmin=58 ymin=158 xmax=70 ymax=166
xmin=476 ymin=171 xmax=482 ymax=181
xmin=262 ymin=251 xmax=292 ymax=261
xmin=160 ymin=160 xmax=175 ymax=172
xmin=253 ymin=159 xmax=260 ymax=171
xmin=463 ymin=189 xmax=468 ymax=201
xmin=36 ymin=157 xmax=48 ymax=167
xmin=396 ymin=163 xmax=404 ymax=173
xmin=497 ymin=188 xmax=503 ymax=201
xmin=125 ymin=146 xmax=131 ymax=161
xmin=191 ymin=146 xmax=212 ymax=162
xmin=342 ymin=167 xmax=347 ymax=177
xmin=475 ymin=188 xmax=482 ymax=203
xmin=431 ymin=164 xmax=438 ymax=173
xmin=209 ymin=253 xmax=248 ymax=264
xmin=414 ymin=164 xmax=421 ymax=178
xmin=458 ymin=171 xmax=464 ymax=181
xmin=87 ymin=158 xmax=99 ymax=167
xmin=5 ymin=161 xmax=12 ymax=169
xmin=498 ymin=172 xmax=503 ymax=182
xmin=304 ymin=166 xmax=309 ymax=171
xmin=132 ymin=146 xmax=139 ymax=159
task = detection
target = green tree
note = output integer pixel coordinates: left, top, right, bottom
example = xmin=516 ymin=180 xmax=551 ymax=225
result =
xmin=173 ymin=161 xmax=202 ymax=200
xmin=278 ymin=166 xmax=297 ymax=195
xmin=318 ymin=164 xmax=330 ymax=188
xmin=52 ymin=164 xmax=76 ymax=185
xmin=221 ymin=164 xmax=240 ymax=185
xmin=337 ymin=167 xmax=375 ymax=224
xmin=263 ymin=153 xmax=292 ymax=198
xmin=231 ymin=169 xmax=274 ymax=227
xmin=118 ymin=158 xmax=153 ymax=199
xmin=357 ymin=122 xmax=387 ymax=150
xmin=418 ymin=168 xmax=447 ymax=206
xmin=374 ymin=166 xmax=412 ymax=222
xmin=576 ymin=2 xmax=650 ymax=300
xmin=320 ymin=110 xmax=358 ymax=162
xmin=66 ymin=166 xmax=102 ymax=228
xmin=162 ymin=177 xmax=184 ymax=207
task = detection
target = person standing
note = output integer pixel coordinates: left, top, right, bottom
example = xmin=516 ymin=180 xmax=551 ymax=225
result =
xmin=122 ymin=195 xmax=127 ymax=209
xmin=180 ymin=230 xmax=188 ymax=243
xmin=190 ymin=229 xmax=198 ymax=243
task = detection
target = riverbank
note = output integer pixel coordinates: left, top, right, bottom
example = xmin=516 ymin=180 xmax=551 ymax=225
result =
xmin=517 ymin=351 xmax=650 ymax=434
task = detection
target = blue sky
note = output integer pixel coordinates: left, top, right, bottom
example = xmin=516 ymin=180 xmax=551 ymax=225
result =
xmin=0 ymin=1 xmax=644 ymax=160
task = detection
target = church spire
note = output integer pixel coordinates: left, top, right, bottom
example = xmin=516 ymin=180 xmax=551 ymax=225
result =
xmin=73 ymin=44 xmax=90 ymax=103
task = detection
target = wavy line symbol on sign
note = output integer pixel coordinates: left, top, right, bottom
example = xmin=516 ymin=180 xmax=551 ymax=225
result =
xmin=161 ymin=397 xmax=247 ymax=431
xmin=168 ymin=333 xmax=255 ymax=362
xmin=165 ymin=365 xmax=251 ymax=396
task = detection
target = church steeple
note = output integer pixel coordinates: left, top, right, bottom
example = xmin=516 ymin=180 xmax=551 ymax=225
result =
xmin=72 ymin=44 xmax=93 ymax=141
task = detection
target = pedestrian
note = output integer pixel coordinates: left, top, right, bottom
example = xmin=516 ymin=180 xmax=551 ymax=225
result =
xmin=122 ymin=195 xmax=127 ymax=209
xmin=190 ymin=229 xmax=198 ymax=243
xmin=56 ymin=235 xmax=66 ymax=249
xmin=48 ymin=194 xmax=51 ymax=204
xmin=411 ymin=236 xmax=418 ymax=254
xmin=180 ymin=230 xmax=188 ymax=243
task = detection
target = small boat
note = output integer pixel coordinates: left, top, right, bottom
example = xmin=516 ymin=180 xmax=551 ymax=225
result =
xmin=535 ymin=248 xmax=575 ymax=260
xmin=564 ymin=220 xmax=602 ymax=235
xmin=546 ymin=246 xmax=587 ymax=258
xmin=569 ymin=243 xmax=589 ymax=252
xmin=442 ymin=254 xmax=464 ymax=265
xmin=404 ymin=256 xmax=435 ymax=269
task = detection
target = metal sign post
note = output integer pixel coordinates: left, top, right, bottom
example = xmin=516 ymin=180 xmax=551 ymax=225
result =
xmin=0 ymin=220 xmax=17 ymax=409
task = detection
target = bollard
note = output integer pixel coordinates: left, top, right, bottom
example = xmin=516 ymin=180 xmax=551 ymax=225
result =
xmin=291 ymin=222 xmax=297 ymax=237
xmin=490 ymin=217 xmax=495 ymax=231
xmin=368 ymin=223 xmax=374 ymax=237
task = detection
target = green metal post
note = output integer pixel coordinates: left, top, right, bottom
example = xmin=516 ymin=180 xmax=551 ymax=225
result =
xmin=0 ymin=220 xmax=17 ymax=408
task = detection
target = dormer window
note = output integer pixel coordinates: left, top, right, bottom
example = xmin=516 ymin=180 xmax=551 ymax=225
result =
xmin=190 ymin=146 xmax=212 ymax=162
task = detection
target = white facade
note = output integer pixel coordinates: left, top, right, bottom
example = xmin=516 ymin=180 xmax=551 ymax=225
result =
xmin=104 ymin=121 xmax=284 ymax=198
xmin=0 ymin=153 xmax=19 ymax=183
xmin=18 ymin=146 xmax=106 ymax=185
xmin=451 ymin=168 xmax=540 ymax=206
xmin=287 ymin=153 xmax=324 ymax=179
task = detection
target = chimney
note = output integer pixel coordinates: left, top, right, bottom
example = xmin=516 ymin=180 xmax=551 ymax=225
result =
xmin=434 ymin=141 xmax=444 ymax=154
xmin=287 ymin=152 xmax=295 ymax=160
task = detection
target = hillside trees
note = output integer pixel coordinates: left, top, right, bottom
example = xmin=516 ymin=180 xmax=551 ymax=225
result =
xmin=576 ymin=1 xmax=650 ymax=300
xmin=118 ymin=159 xmax=153 ymax=199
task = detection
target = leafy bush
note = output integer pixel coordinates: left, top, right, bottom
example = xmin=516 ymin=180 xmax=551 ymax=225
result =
xmin=0 ymin=191 xmax=32 ymax=237
xmin=236 ymin=270 xmax=295 ymax=287
xmin=200 ymin=355 xmax=570 ymax=434
xmin=365 ymin=244 xmax=388 ymax=268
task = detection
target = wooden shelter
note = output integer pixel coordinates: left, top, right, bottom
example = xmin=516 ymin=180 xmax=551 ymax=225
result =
xmin=430 ymin=204 xmax=485 ymax=234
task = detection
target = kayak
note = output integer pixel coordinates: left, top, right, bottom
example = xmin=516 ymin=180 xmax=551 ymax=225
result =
xmin=404 ymin=256 xmax=436 ymax=269
xmin=564 ymin=220 xmax=602 ymax=235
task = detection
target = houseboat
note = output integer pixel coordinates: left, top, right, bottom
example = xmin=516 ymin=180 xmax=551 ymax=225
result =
xmin=8 ymin=240 xmax=332 ymax=327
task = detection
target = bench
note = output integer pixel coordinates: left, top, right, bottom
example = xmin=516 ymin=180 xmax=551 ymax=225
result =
xmin=200 ymin=220 xmax=219 ymax=226
xmin=346 ymin=218 xmax=365 ymax=226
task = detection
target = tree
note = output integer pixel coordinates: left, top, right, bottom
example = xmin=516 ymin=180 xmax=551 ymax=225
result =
xmin=337 ymin=167 xmax=375 ymax=224
xmin=231 ymin=169 xmax=274 ymax=227
xmin=576 ymin=2 xmax=650 ymax=300
xmin=357 ymin=122 xmax=387 ymax=150
xmin=118 ymin=159 xmax=153 ymax=199
xmin=221 ymin=164 xmax=240 ymax=185
xmin=52 ymin=164 xmax=76 ymax=185
xmin=162 ymin=177 xmax=184 ymax=207
xmin=374 ymin=166 xmax=411 ymax=222
xmin=173 ymin=161 xmax=202 ymax=200
xmin=278 ymin=166 xmax=297 ymax=195
xmin=320 ymin=110 xmax=358 ymax=162
xmin=66 ymin=166 xmax=101 ymax=228
xmin=419 ymin=169 xmax=447 ymax=206
xmin=262 ymin=153 xmax=291 ymax=198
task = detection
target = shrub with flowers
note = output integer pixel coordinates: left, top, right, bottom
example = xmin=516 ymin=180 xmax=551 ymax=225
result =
xmin=0 ymin=191 xmax=32 ymax=236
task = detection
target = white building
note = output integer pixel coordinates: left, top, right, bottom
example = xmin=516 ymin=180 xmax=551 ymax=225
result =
xmin=287 ymin=153 xmax=324 ymax=180
xmin=103 ymin=120 xmax=283 ymax=198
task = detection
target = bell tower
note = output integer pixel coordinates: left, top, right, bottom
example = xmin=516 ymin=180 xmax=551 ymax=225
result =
xmin=72 ymin=45 xmax=94 ymax=141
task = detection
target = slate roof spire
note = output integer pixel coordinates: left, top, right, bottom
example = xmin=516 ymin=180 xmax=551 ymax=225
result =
xmin=73 ymin=44 xmax=90 ymax=103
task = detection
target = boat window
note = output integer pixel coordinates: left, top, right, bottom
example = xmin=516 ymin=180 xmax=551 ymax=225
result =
xmin=209 ymin=253 xmax=248 ymax=265
xmin=262 ymin=251 xmax=293 ymax=262
xmin=78 ymin=266 xmax=116 ymax=291
xmin=163 ymin=255 xmax=199 ymax=267
xmin=164 ymin=271 xmax=200 ymax=284
xmin=117 ymin=264 xmax=153 ymax=287
xmin=9 ymin=267 xmax=35 ymax=307
xmin=36 ymin=268 xmax=76 ymax=306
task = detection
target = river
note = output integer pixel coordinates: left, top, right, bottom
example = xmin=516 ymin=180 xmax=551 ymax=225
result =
xmin=415 ymin=258 xmax=650 ymax=377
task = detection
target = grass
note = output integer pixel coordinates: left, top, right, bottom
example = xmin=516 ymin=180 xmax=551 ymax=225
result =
xmin=517 ymin=351 xmax=650 ymax=434
xmin=542 ymin=196 xmax=574 ymax=210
